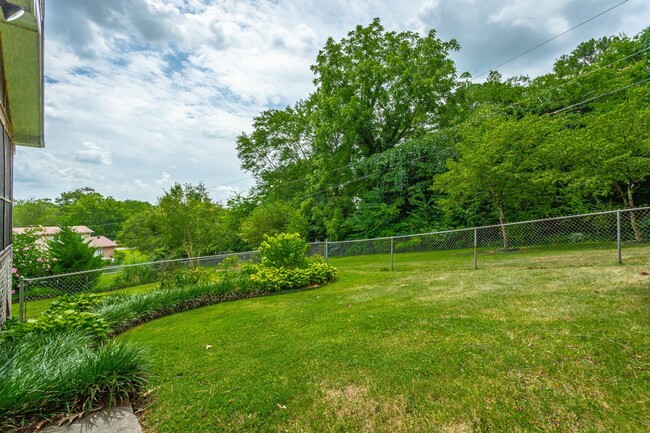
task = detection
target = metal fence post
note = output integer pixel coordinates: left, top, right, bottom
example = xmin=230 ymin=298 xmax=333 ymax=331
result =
xmin=473 ymin=227 xmax=478 ymax=270
xmin=390 ymin=237 xmax=394 ymax=271
xmin=325 ymin=239 xmax=329 ymax=264
xmin=19 ymin=277 xmax=25 ymax=322
xmin=617 ymin=210 xmax=622 ymax=265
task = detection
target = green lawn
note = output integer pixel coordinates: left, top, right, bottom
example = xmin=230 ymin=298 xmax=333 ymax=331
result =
xmin=121 ymin=245 xmax=650 ymax=432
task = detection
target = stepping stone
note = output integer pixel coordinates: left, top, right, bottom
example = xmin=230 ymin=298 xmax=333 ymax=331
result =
xmin=42 ymin=405 xmax=142 ymax=433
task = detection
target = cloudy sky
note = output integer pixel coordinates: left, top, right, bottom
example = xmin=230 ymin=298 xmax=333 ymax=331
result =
xmin=14 ymin=0 xmax=650 ymax=203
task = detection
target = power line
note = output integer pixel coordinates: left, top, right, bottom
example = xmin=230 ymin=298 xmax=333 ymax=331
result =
xmin=546 ymin=76 xmax=650 ymax=115
xmin=211 ymin=3 xmax=637 ymax=196
xmin=290 ymin=76 xmax=650 ymax=201
xmin=483 ymin=46 xmax=650 ymax=115
xmin=521 ymin=46 xmax=650 ymax=102
xmin=293 ymin=148 xmax=445 ymax=202
xmin=470 ymin=0 xmax=631 ymax=81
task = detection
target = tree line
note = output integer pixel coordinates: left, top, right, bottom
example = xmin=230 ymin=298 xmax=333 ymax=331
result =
xmin=14 ymin=19 xmax=650 ymax=259
xmin=236 ymin=19 xmax=650 ymax=242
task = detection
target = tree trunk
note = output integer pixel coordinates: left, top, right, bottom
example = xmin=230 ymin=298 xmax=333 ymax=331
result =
xmin=498 ymin=203 xmax=510 ymax=250
xmin=627 ymin=186 xmax=643 ymax=241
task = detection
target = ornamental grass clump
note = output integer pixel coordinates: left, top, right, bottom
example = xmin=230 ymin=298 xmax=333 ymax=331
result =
xmin=94 ymin=279 xmax=260 ymax=333
xmin=0 ymin=330 xmax=149 ymax=431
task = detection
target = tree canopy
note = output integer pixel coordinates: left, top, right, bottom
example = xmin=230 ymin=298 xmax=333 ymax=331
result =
xmin=14 ymin=22 xmax=650 ymax=252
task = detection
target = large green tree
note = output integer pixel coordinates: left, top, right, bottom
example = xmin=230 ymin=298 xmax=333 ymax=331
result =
xmin=13 ymin=199 xmax=61 ymax=227
xmin=236 ymin=18 xmax=460 ymax=239
xmin=343 ymin=132 xmax=456 ymax=238
xmin=562 ymin=87 xmax=650 ymax=239
xmin=119 ymin=183 xmax=225 ymax=260
xmin=239 ymin=202 xmax=307 ymax=248
xmin=434 ymin=110 xmax=555 ymax=248
xmin=311 ymin=18 xmax=459 ymax=159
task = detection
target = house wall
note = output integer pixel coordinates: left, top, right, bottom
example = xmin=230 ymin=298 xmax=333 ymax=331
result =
xmin=0 ymin=47 xmax=13 ymax=326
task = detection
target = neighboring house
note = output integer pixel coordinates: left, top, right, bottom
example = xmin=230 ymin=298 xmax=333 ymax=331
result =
xmin=12 ymin=226 xmax=119 ymax=258
xmin=87 ymin=235 xmax=118 ymax=258
xmin=13 ymin=225 xmax=93 ymax=247
xmin=0 ymin=1 xmax=45 ymax=326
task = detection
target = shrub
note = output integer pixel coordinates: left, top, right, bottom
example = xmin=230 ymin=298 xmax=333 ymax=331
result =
xmin=0 ymin=330 xmax=149 ymax=430
xmin=49 ymin=226 xmax=104 ymax=274
xmin=48 ymin=227 xmax=105 ymax=292
xmin=258 ymin=233 xmax=309 ymax=269
xmin=159 ymin=267 xmax=214 ymax=290
xmin=112 ymin=249 xmax=126 ymax=264
xmin=47 ymin=293 xmax=105 ymax=315
xmin=246 ymin=234 xmax=338 ymax=291
xmin=11 ymin=227 xmax=52 ymax=289
xmin=305 ymin=261 xmax=338 ymax=284
xmin=248 ymin=260 xmax=337 ymax=292
xmin=112 ymin=263 xmax=160 ymax=289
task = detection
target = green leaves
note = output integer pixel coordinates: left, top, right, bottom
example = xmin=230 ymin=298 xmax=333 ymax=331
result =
xmin=258 ymin=232 xmax=309 ymax=269
xmin=434 ymin=110 xmax=556 ymax=227
xmin=239 ymin=203 xmax=308 ymax=249
xmin=119 ymin=183 xmax=225 ymax=260
xmin=49 ymin=226 xmax=104 ymax=274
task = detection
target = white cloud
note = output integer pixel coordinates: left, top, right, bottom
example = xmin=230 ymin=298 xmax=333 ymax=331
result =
xmin=74 ymin=141 xmax=112 ymax=165
xmin=13 ymin=0 xmax=650 ymax=203
xmin=155 ymin=171 xmax=172 ymax=186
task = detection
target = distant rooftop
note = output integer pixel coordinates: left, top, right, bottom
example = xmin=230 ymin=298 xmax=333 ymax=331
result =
xmin=12 ymin=226 xmax=94 ymax=235
xmin=87 ymin=235 xmax=118 ymax=249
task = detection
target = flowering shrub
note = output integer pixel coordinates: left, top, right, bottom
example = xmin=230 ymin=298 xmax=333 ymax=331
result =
xmin=11 ymin=228 xmax=52 ymax=290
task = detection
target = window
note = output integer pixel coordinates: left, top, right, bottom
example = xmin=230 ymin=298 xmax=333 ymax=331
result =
xmin=0 ymin=127 xmax=12 ymax=252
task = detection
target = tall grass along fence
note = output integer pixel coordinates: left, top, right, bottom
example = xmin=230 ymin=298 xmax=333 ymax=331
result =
xmin=16 ymin=251 xmax=257 ymax=321
xmin=311 ymin=207 xmax=650 ymax=270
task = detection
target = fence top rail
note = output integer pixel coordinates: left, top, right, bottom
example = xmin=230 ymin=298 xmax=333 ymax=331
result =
xmin=314 ymin=206 xmax=649 ymax=246
xmin=324 ymin=227 xmax=476 ymax=245
xmin=478 ymin=206 xmax=650 ymax=230
xmin=21 ymin=250 xmax=258 ymax=283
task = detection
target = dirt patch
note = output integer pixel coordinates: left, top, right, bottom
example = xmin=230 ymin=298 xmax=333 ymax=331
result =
xmin=282 ymin=382 xmax=415 ymax=433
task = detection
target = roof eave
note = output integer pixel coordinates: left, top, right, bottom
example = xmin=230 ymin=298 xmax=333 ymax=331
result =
xmin=0 ymin=0 xmax=44 ymax=148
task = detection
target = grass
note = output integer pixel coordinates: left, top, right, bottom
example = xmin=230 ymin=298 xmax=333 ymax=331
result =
xmin=121 ymin=245 xmax=650 ymax=432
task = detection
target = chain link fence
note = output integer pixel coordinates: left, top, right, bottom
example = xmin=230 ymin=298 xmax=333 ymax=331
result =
xmin=313 ymin=207 xmax=650 ymax=271
xmin=14 ymin=207 xmax=650 ymax=322
xmin=15 ymin=251 xmax=258 ymax=321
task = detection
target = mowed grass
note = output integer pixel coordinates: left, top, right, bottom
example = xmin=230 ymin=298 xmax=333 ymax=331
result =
xmin=121 ymin=246 xmax=650 ymax=432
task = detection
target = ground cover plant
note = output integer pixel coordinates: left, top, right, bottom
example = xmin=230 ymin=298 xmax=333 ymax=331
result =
xmin=121 ymin=245 xmax=650 ymax=432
